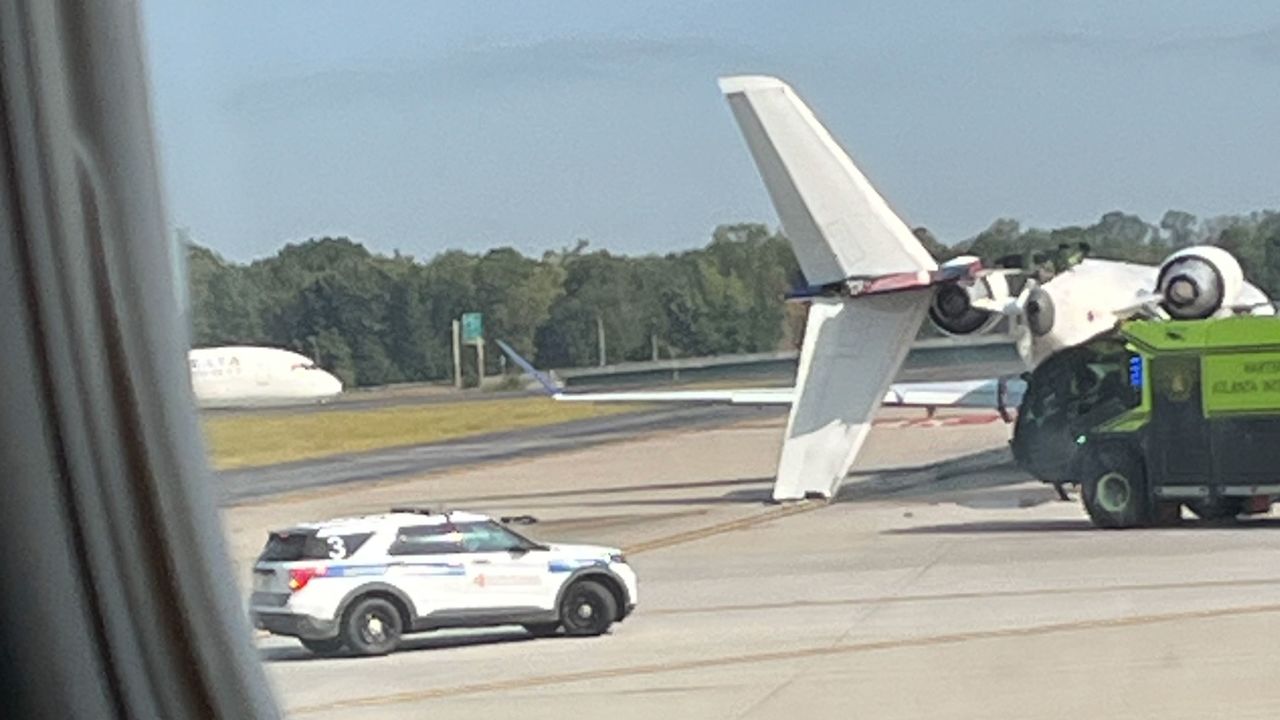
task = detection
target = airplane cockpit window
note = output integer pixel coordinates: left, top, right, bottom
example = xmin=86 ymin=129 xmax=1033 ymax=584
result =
xmin=1073 ymin=338 xmax=1142 ymax=424
xmin=1021 ymin=336 xmax=1139 ymax=429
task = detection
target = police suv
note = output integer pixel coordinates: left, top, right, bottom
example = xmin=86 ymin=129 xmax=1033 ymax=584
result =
xmin=249 ymin=508 xmax=637 ymax=656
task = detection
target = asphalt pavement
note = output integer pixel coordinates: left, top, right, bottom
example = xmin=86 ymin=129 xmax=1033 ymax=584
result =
xmin=227 ymin=410 xmax=1280 ymax=719
xmin=219 ymin=405 xmax=777 ymax=504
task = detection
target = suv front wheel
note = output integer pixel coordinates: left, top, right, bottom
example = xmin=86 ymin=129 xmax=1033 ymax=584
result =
xmin=559 ymin=580 xmax=617 ymax=636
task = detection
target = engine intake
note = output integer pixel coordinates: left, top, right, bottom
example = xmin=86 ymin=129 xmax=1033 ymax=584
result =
xmin=927 ymin=265 xmax=1008 ymax=336
xmin=928 ymin=284 xmax=988 ymax=334
xmin=1024 ymin=287 xmax=1055 ymax=336
xmin=1156 ymin=246 xmax=1243 ymax=320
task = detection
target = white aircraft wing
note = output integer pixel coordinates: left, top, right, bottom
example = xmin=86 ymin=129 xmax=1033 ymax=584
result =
xmin=550 ymin=387 xmax=796 ymax=405
xmin=719 ymin=75 xmax=936 ymax=285
xmin=541 ymin=377 xmax=1022 ymax=409
xmin=496 ymin=340 xmax=1024 ymax=411
xmin=885 ymin=378 xmax=1024 ymax=409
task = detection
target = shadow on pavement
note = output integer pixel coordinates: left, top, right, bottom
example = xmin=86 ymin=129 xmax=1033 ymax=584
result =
xmin=885 ymin=519 xmax=1097 ymax=534
xmin=887 ymin=516 xmax=1280 ymax=535
xmin=419 ymin=475 xmax=772 ymax=505
xmin=260 ymin=628 xmax=535 ymax=663
xmin=572 ymin=485 xmax=776 ymax=508
xmin=836 ymin=447 xmax=1029 ymax=503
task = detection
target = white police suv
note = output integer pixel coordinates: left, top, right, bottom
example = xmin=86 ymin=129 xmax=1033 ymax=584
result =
xmin=249 ymin=508 xmax=638 ymax=656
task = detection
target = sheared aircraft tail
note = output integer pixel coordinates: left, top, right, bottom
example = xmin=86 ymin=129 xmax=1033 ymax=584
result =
xmin=501 ymin=78 xmax=986 ymax=503
xmin=720 ymin=75 xmax=937 ymax=500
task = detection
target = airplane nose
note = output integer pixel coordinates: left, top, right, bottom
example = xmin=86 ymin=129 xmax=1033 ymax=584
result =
xmin=320 ymin=371 xmax=343 ymax=398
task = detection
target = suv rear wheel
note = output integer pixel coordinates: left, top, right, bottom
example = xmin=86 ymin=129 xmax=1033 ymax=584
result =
xmin=559 ymin=580 xmax=617 ymax=637
xmin=342 ymin=596 xmax=403 ymax=656
xmin=1081 ymin=445 xmax=1150 ymax=529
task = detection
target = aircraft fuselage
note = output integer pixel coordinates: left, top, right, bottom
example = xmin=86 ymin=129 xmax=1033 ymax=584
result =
xmin=189 ymin=346 xmax=343 ymax=408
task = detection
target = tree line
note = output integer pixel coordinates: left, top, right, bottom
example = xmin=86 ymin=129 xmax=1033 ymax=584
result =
xmin=185 ymin=223 xmax=802 ymax=387
xmin=186 ymin=210 xmax=1280 ymax=387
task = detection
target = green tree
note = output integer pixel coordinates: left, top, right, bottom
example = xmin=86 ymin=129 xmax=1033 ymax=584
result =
xmin=1160 ymin=210 xmax=1199 ymax=248
xmin=1259 ymin=214 xmax=1280 ymax=299
xmin=472 ymin=248 xmax=564 ymax=373
xmin=420 ymin=250 xmax=479 ymax=379
xmin=186 ymin=245 xmax=262 ymax=346
xmin=964 ymin=218 xmax=1026 ymax=261
xmin=912 ymin=227 xmax=951 ymax=261
xmin=182 ymin=206 xmax=1280 ymax=386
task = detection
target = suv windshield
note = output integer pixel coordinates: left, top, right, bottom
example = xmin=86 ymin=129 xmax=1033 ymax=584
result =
xmin=455 ymin=521 xmax=541 ymax=552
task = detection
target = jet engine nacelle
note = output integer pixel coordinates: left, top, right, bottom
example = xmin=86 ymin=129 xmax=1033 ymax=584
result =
xmin=927 ymin=257 xmax=1009 ymax=335
xmin=1156 ymin=245 xmax=1244 ymax=320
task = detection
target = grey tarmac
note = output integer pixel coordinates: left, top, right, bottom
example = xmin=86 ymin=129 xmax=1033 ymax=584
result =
xmin=223 ymin=409 xmax=1280 ymax=720
xmin=220 ymin=405 xmax=774 ymax=504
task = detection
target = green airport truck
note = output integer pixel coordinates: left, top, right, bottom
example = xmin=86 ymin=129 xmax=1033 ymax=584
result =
xmin=1015 ymin=315 xmax=1280 ymax=528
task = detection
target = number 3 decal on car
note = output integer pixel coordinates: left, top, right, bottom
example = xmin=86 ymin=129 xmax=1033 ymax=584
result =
xmin=326 ymin=536 xmax=347 ymax=559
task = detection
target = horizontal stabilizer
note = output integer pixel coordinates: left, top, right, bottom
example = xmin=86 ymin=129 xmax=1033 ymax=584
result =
xmin=497 ymin=338 xmax=1024 ymax=410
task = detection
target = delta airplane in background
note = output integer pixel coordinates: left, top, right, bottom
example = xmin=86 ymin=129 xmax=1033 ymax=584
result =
xmin=500 ymin=75 xmax=1273 ymax=502
xmin=189 ymin=346 xmax=343 ymax=408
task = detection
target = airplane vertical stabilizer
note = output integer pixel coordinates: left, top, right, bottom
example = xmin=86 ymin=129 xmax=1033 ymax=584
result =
xmin=719 ymin=75 xmax=936 ymax=286
xmin=774 ymin=291 xmax=933 ymax=500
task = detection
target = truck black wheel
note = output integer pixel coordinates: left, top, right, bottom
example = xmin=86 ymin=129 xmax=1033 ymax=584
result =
xmin=1187 ymin=497 xmax=1244 ymax=522
xmin=559 ymin=580 xmax=617 ymax=637
xmin=342 ymin=597 xmax=403 ymax=656
xmin=299 ymin=636 xmax=345 ymax=655
xmin=1080 ymin=446 xmax=1150 ymax=529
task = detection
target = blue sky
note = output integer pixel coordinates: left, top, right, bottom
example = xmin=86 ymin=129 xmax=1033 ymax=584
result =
xmin=142 ymin=1 xmax=1280 ymax=261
